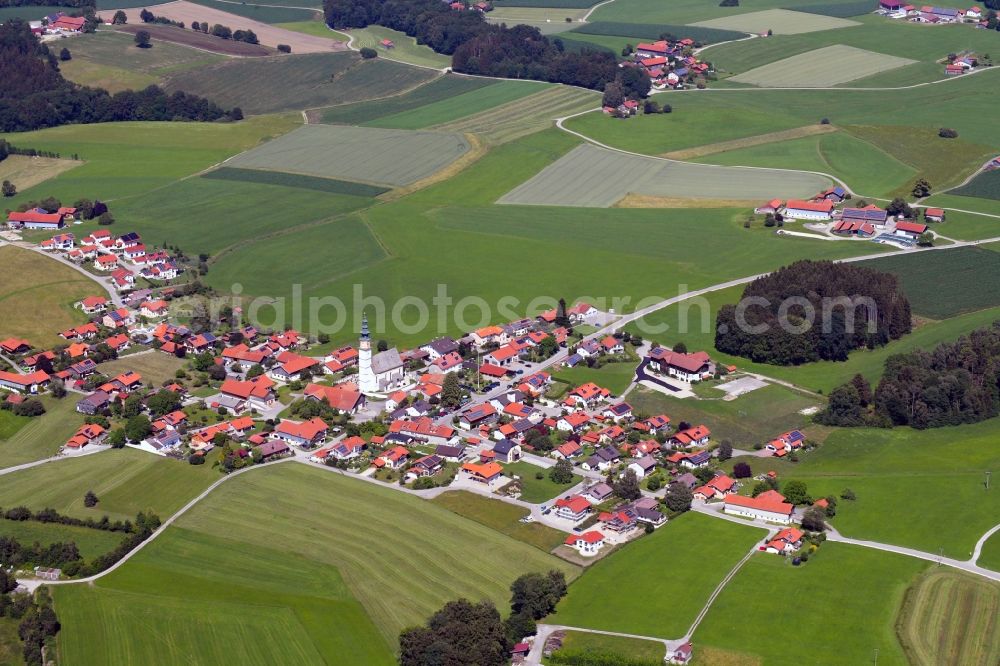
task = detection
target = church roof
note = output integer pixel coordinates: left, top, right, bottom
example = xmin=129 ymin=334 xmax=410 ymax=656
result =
xmin=372 ymin=348 xmax=403 ymax=375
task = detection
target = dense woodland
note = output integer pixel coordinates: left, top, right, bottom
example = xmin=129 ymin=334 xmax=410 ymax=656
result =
xmin=0 ymin=21 xmax=240 ymax=132
xmin=819 ymin=322 xmax=1000 ymax=428
xmin=715 ymin=260 xmax=912 ymax=365
xmin=323 ymin=0 xmax=623 ymax=90
xmin=0 ymin=0 xmax=91 ymax=7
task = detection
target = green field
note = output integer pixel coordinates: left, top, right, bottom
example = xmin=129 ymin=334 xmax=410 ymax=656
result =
xmin=692 ymin=7 xmax=859 ymax=34
xmin=730 ymin=44 xmax=915 ymax=87
xmin=726 ymin=419 xmax=1000 ymax=558
xmin=0 ymin=617 xmax=21 ymax=666
xmin=628 ymin=384 xmax=821 ymax=449
xmin=202 ymin=167 xmax=390 ymax=196
xmin=792 ymin=0 xmax=877 ymax=16
xmin=367 ymin=80 xmax=546 ymax=130
xmin=0 ymin=517 xmax=123 ymax=561
xmin=499 ymin=142 xmax=831 ymax=206
xmin=864 ymin=247 xmax=1000 ymax=319
xmin=495 ymin=0 xmax=602 ymax=6
xmin=0 ymin=449 xmax=217 ymax=521
xmin=0 ymin=245 xmax=95 ymax=349
xmin=553 ymin=512 xmax=764 ymax=637
xmin=590 ymin=0 xmax=869 ymax=24
xmin=951 ymin=168 xmax=1000 ymax=202
xmin=96 ymin=0 xmax=172 ymax=7
xmin=187 ymin=0 xmax=318 ymax=23
xmin=52 ymin=464 xmax=578 ymax=664
xmin=430 ymin=491 xmax=568 ymax=551
xmin=341 ymin=24 xmax=451 ymax=69
xmin=895 ymin=569 xmax=1000 ymax=666
xmin=554 ymin=631 xmax=666 ymax=663
xmin=0 ymin=4 xmax=57 ymax=20
xmin=225 ymin=124 xmax=470 ymax=187
xmin=97 ymin=352 xmax=187 ymax=387
xmin=695 ymin=544 xmax=927 ymax=664
xmin=980 ymin=533 xmax=1000 ymax=572
xmin=316 ymin=74 xmax=493 ymax=125
xmin=59 ymin=30 xmax=224 ymax=93
xmin=554 ymin=360 xmax=637 ymax=395
xmin=572 ymin=21 xmax=748 ymax=43
xmin=0 ymin=398 xmax=85 ymax=470
xmin=0 ymin=410 xmax=30 ymax=441
xmin=162 ymin=52 xmax=437 ymax=115
xmin=502 ymin=461 xmax=582 ymax=503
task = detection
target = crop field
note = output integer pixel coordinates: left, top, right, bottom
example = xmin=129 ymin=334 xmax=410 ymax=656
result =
xmin=0 ymin=246 xmax=96 ymax=348
xmin=226 ymin=124 xmax=470 ymax=187
xmin=344 ymin=25 xmax=451 ymax=69
xmin=691 ymin=8 xmax=859 ymax=34
xmin=502 ymin=461 xmax=582 ymax=503
xmin=627 ymin=384 xmax=821 ymax=449
xmin=0 ymin=449 xmax=217 ymax=521
xmin=114 ymin=23 xmax=273 ymax=56
xmin=187 ymin=0 xmax=318 ymax=23
xmin=432 ymin=86 xmax=599 ymax=144
xmin=59 ymin=30 xmax=226 ymax=93
xmin=111 ymin=175 xmax=374 ymax=255
xmin=695 ymin=544 xmax=927 ymax=664
xmin=572 ymin=21 xmax=749 ymax=43
xmin=202 ymin=167 xmax=389 ymax=196
xmin=554 ymin=512 xmax=764 ymax=637
xmin=316 ymin=74 xmax=491 ymax=125
xmin=0 ymin=398 xmax=84 ymax=470
xmin=896 ymin=569 xmax=1000 ymax=666
xmin=430 ymin=491 xmax=567 ymax=551
xmin=498 ymin=143 xmax=831 ymax=207
xmin=0 ymin=517 xmax=123 ymax=561
xmin=696 ymin=129 xmax=917 ymax=199
xmin=118 ymin=1 xmax=342 ymax=53
xmin=163 ymin=51 xmax=435 ymax=115
xmin=367 ymin=80 xmax=546 ymax=130
xmin=0 ymin=116 xmax=299 ymax=206
xmin=864 ymin=247 xmax=1000 ymax=319
xmin=730 ymin=45 xmax=916 ymax=87
xmin=951 ymin=168 xmax=1000 ymax=201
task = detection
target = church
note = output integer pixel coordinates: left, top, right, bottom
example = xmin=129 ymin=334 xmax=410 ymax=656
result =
xmin=357 ymin=313 xmax=405 ymax=395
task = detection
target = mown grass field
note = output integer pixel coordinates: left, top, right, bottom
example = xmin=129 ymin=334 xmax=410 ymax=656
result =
xmin=554 ymin=360 xmax=637 ymax=395
xmin=226 ymin=124 xmax=470 ymax=187
xmin=503 ymin=461 xmax=581 ymax=503
xmin=187 ymin=0 xmax=317 ymax=23
xmin=0 ymin=398 xmax=84 ymax=470
xmin=695 ymin=544 xmax=927 ymax=665
xmin=50 ymin=463 xmax=580 ymax=664
xmin=97 ymin=352 xmax=187 ymax=387
xmin=430 ymin=491 xmax=568 ymax=551
xmin=692 ymin=7 xmax=859 ymax=33
xmin=980 ymin=533 xmax=1000 ymax=572
xmin=726 ymin=419 xmax=1000 ymax=558
xmin=202 ymin=167 xmax=390 ymax=196
xmin=628 ymin=384 xmax=821 ymax=449
xmin=553 ymin=512 xmax=764 ymax=637
xmin=571 ymin=21 xmax=747 ymax=43
xmin=495 ymin=0 xmax=601 ymax=7
xmin=951 ymin=168 xmax=1000 ymax=202
xmin=590 ymin=0 xmax=867 ymax=25
xmin=0 ymin=155 xmax=81 ymax=193
xmin=59 ymin=30 xmax=224 ymax=93
xmin=367 ymin=80 xmax=546 ymax=130
xmin=0 ymin=449 xmax=217 ymax=521
xmin=864 ymin=246 xmax=1000 ymax=319
xmin=316 ymin=73 xmax=491 ymax=125
xmin=0 ymin=517 xmax=123 ymax=561
xmin=0 ymin=246 xmax=96 ymax=348
xmin=554 ymin=631 xmax=666 ymax=663
xmin=895 ymin=569 xmax=1000 ymax=666
xmin=163 ymin=52 xmax=437 ymax=114
xmin=342 ymin=24 xmax=452 ymax=68
xmin=731 ymin=44 xmax=915 ymax=87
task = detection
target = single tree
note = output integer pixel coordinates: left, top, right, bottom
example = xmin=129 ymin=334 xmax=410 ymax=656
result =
xmin=840 ymin=488 xmax=856 ymax=501
xmin=124 ymin=414 xmax=152 ymax=442
xmin=672 ymin=341 xmax=688 ymax=354
xmin=83 ymin=491 xmax=98 ymax=507
xmin=801 ymin=506 xmax=827 ymax=531
xmin=614 ymin=468 xmax=642 ymax=501
xmin=97 ymin=211 xmax=114 ymax=225
xmin=732 ymin=461 xmax=752 ymax=478
xmin=1 ymin=180 xmax=16 ymax=197
xmin=107 ymin=428 xmax=127 ymax=448
xmin=663 ymin=482 xmax=693 ymax=512
xmin=360 ymin=46 xmax=378 ymax=59
xmin=377 ymin=339 xmax=389 ymax=352
xmin=59 ymin=47 xmax=71 ymax=61
xmin=49 ymin=379 xmax=66 ymax=399
xmin=277 ymin=44 xmax=291 ymax=53
xmin=548 ymin=458 xmax=574 ymax=484
xmin=134 ymin=30 xmax=152 ymax=48
xmin=441 ymin=372 xmax=462 ymax=409
xmin=717 ymin=440 xmax=733 ymax=461
xmin=911 ymin=178 xmax=932 ymax=198
xmin=112 ymin=9 xmax=127 ymax=24
xmin=782 ymin=480 xmax=811 ymax=505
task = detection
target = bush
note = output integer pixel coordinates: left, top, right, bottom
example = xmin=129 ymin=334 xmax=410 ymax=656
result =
xmin=360 ymin=46 xmax=378 ymax=59
xmin=277 ymin=43 xmax=291 ymax=53
xmin=938 ymin=127 xmax=959 ymax=139
xmin=840 ymin=488 xmax=856 ymax=500
xmin=83 ymin=491 xmax=98 ymax=508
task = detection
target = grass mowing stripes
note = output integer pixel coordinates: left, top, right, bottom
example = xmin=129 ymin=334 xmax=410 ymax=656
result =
xmin=0 ymin=398 xmax=84 ymax=469
xmin=203 ymin=167 xmax=390 ymax=196
xmin=430 ymin=491 xmax=569 ymax=551
xmin=572 ymin=21 xmax=747 ymax=43
xmin=317 ymin=74 xmax=492 ymax=125
xmin=895 ymin=569 xmax=1000 ymax=666
xmin=950 ymin=168 xmax=1000 ymax=201
xmin=366 ymin=80 xmax=547 ymax=129
xmin=730 ymin=45 xmax=916 ymax=87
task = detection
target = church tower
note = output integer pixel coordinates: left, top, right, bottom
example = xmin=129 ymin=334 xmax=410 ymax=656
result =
xmin=357 ymin=312 xmax=377 ymax=395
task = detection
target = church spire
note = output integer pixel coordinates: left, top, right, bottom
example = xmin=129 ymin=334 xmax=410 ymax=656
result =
xmin=360 ymin=312 xmax=370 ymax=341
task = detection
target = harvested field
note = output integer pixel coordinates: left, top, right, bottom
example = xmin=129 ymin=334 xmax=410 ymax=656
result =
xmin=951 ymin=168 xmax=1000 ymax=201
xmin=114 ymin=23 xmax=272 ymax=56
xmin=663 ymin=124 xmax=837 ymax=159
xmin=432 ymin=85 xmax=599 ymax=144
xmin=499 ymin=143 xmax=830 ymax=207
xmin=118 ymin=1 xmax=345 ymax=52
xmin=226 ymin=124 xmax=471 ymax=187
xmin=731 ymin=45 xmax=916 ymax=87
xmin=163 ymin=52 xmax=435 ymax=114
xmin=202 ymin=167 xmax=390 ymax=197
xmin=0 ymin=155 xmax=81 ymax=192
xmin=895 ymin=569 xmax=1000 ymax=666
xmin=691 ymin=8 xmax=859 ymax=34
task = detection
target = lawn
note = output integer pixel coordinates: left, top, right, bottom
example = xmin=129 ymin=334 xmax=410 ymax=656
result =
xmin=0 ymin=517 xmax=123 ymax=561
xmin=225 ymin=124 xmax=470 ymax=187
xmin=0 ymin=246 xmax=96 ymax=349
xmin=730 ymin=45 xmax=915 ymax=87
xmin=895 ymin=569 xmax=1000 ymax=666
xmin=0 ymin=397 xmax=84 ymax=470
xmin=552 ymin=511 xmax=764 ymax=638
xmin=627 ymin=384 xmax=821 ymax=449
xmin=0 ymin=115 xmax=300 ymax=206
xmin=97 ymin=352 xmax=187 ymax=387
xmin=0 ymin=449 xmax=218 ymax=521
xmin=553 ymin=631 xmax=666 ymax=663
xmin=162 ymin=51 xmax=437 ymax=115
xmin=316 ymin=73 xmax=493 ymax=125
xmin=863 ymin=246 xmax=1000 ymax=319
xmin=503 ymin=460 xmax=581 ymax=503
xmin=979 ymin=533 xmax=1000 ymax=572
xmin=59 ymin=30 xmax=224 ymax=93
xmin=694 ymin=544 xmax=927 ymax=664
xmin=554 ymin=359 xmax=638 ymax=395
xmin=430 ymin=490 xmax=568 ymax=551
xmin=341 ymin=24 xmax=451 ymax=69
xmin=725 ymin=418 xmax=1000 ymax=558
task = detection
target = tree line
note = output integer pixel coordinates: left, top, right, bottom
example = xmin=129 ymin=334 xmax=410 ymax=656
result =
xmin=817 ymin=321 xmax=1000 ymax=429
xmin=0 ymin=140 xmax=63 ymax=162
xmin=0 ymin=579 xmax=59 ymax=666
xmin=0 ymin=0 xmax=91 ymax=7
xmin=323 ymin=0 xmax=623 ymax=91
xmin=715 ymin=260 xmax=912 ymax=366
xmin=0 ymin=20 xmax=241 ymax=132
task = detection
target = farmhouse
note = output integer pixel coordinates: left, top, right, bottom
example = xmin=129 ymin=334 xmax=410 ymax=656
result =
xmin=782 ymin=199 xmax=834 ymax=221
xmin=895 ymin=221 xmax=928 ymax=238
xmin=647 ymin=348 xmax=714 ymax=382
xmin=724 ymin=493 xmax=795 ymax=524
xmin=755 ymin=198 xmax=783 ymax=215
xmin=765 ymin=527 xmax=804 ymax=554
xmin=564 ymin=531 xmax=606 ymax=557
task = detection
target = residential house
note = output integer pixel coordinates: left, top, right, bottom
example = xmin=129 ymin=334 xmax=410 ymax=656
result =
xmin=564 ymin=531 xmax=606 ymax=557
xmin=64 ymin=423 xmax=106 ymax=450
xmin=432 ymin=351 xmax=464 ymax=373
xmin=220 ymin=376 xmax=276 ymax=411
xmin=492 ymin=439 xmax=521 ymax=463
xmin=923 ymin=207 xmax=946 ymax=222
xmin=557 ymin=411 xmax=590 ymax=433
xmin=77 ymin=296 xmax=109 ymax=314
xmin=667 ymin=449 xmax=711 ymax=469
xmin=94 ymin=254 xmax=119 ymax=271
xmin=408 ymin=454 xmax=444 ymax=478
xmin=600 ymin=336 xmax=624 ymax=354
xmin=693 ymin=474 xmax=737 ymax=501
xmin=627 ymin=455 xmax=657 ymax=480
xmin=0 ymin=370 xmax=50 ymax=394
xmin=568 ymin=382 xmax=611 ymax=408
xmin=435 ymin=443 xmax=466 ymax=461
xmin=765 ymin=527 xmax=804 ymax=554
xmin=185 ymin=333 xmax=218 ymax=353
xmin=140 ymin=300 xmax=169 ymax=319
xmin=258 ymin=440 xmax=291 ymax=461
xmin=554 ymin=495 xmax=591 ymax=522
xmin=75 ymin=390 xmax=111 ymax=415
xmin=552 ymin=440 xmax=582 ymax=460
xmin=765 ymin=429 xmax=806 ymax=457
xmin=274 ymin=417 xmax=329 ymax=448
xmin=377 ymin=445 xmax=410 ymax=470
xmin=582 ymin=445 xmax=620 ymax=471
xmin=135 ymin=429 xmax=182 ymax=456
xmin=602 ymin=402 xmax=633 ymax=422
xmin=647 ymin=348 xmax=714 ymax=382
xmin=460 ymin=402 xmax=498 ymax=430
xmin=670 ymin=425 xmax=711 ymax=448
xmin=584 ymin=482 xmax=614 ymax=503
xmin=389 ymin=417 xmax=456 ymax=444
xmin=754 ymin=199 xmax=783 ymax=215
xmin=484 ymin=344 xmax=519 ymax=367
xmin=471 ymin=325 xmax=508 ymax=348
xmin=269 ymin=351 xmax=320 ymax=383
xmin=104 ymin=333 xmax=131 ymax=353
xmin=420 ymin=337 xmax=459 ymax=360
xmin=461 ymin=461 xmax=504 ymax=484
xmin=0 ymin=338 xmax=31 ymax=355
